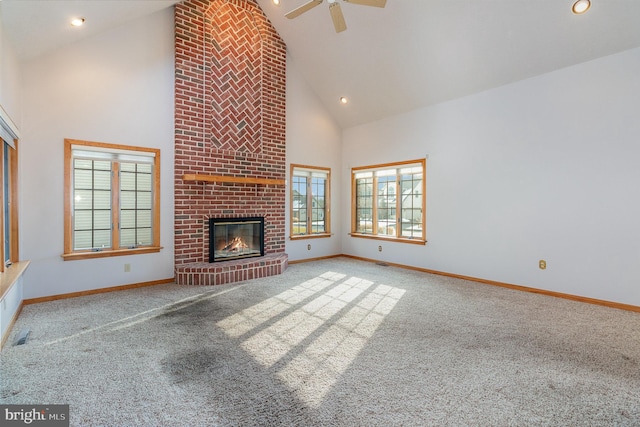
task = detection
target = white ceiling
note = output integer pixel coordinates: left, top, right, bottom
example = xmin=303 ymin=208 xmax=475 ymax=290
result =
xmin=3 ymin=0 xmax=640 ymax=129
xmin=0 ymin=1 xmax=181 ymax=60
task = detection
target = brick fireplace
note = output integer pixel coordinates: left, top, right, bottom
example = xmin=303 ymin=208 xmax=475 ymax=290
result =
xmin=174 ymin=0 xmax=288 ymax=285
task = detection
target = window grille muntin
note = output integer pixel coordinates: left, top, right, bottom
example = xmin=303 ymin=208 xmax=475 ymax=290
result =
xmin=291 ymin=165 xmax=331 ymax=237
xmin=352 ymin=160 xmax=425 ymax=241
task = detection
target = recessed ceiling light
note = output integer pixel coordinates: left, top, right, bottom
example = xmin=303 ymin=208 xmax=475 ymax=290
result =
xmin=71 ymin=17 xmax=85 ymax=27
xmin=273 ymin=0 xmax=280 ymax=5
xmin=340 ymin=96 xmax=348 ymax=104
xmin=572 ymin=0 xmax=591 ymax=14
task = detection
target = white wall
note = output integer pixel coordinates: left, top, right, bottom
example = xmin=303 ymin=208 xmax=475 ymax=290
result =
xmin=285 ymin=57 xmax=342 ymax=261
xmin=342 ymin=47 xmax=640 ymax=307
xmin=0 ymin=6 xmax=24 ymax=345
xmin=20 ymin=8 xmax=175 ymax=299
xmin=1 ymin=274 xmax=23 ymax=342
xmin=0 ymin=5 xmax=22 ymax=129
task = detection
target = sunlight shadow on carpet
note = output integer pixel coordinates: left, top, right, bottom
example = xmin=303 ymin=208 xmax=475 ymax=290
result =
xmin=239 ymin=276 xmax=374 ymax=367
xmin=217 ymin=272 xmax=406 ymax=408
xmin=216 ymin=271 xmax=346 ymax=338
xmin=278 ymin=284 xmax=405 ymax=407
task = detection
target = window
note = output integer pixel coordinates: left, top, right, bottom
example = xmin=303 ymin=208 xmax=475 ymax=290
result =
xmin=351 ymin=159 xmax=425 ymax=243
xmin=290 ymin=164 xmax=331 ymax=239
xmin=63 ymin=139 xmax=161 ymax=260
xmin=3 ymin=143 xmax=11 ymax=263
xmin=0 ymin=138 xmax=19 ymax=271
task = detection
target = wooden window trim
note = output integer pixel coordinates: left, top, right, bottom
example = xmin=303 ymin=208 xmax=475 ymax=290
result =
xmin=289 ymin=233 xmax=332 ymax=240
xmin=0 ymin=139 xmax=19 ymax=273
xmin=289 ymin=164 xmax=331 ymax=239
xmin=9 ymin=140 xmax=19 ymax=263
xmin=63 ymin=139 xmax=161 ymax=260
xmin=0 ymin=141 xmax=5 ymax=273
xmin=61 ymin=246 xmax=162 ymax=261
xmin=351 ymin=159 xmax=426 ymax=243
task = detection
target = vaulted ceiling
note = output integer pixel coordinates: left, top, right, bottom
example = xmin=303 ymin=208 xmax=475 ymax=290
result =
xmin=3 ymin=0 xmax=640 ymax=128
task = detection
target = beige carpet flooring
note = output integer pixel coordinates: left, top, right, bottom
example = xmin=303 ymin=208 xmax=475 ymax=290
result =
xmin=1 ymin=257 xmax=640 ymax=426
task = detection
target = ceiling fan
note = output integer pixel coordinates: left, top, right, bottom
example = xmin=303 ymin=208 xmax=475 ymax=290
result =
xmin=285 ymin=0 xmax=387 ymax=33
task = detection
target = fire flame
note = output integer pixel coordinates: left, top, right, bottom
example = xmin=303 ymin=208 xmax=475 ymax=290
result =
xmin=223 ymin=236 xmax=249 ymax=252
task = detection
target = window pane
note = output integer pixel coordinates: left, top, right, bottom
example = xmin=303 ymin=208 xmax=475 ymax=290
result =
xmin=377 ymin=176 xmax=396 ymax=236
xmin=136 ymin=210 xmax=152 ymax=228
xmin=93 ymin=170 xmax=111 ymax=190
xmin=94 ymin=160 xmax=111 ymax=171
xmin=94 ymin=189 xmax=111 ymax=210
xmin=400 ymin=173 xmax=423 ymax=238
xmin=72 ymin=158 xmax=112 ymax=251
xmin=119 ymin=162 xmax=154 ymax=247
xmin=311 ymin=177 xmax=326 ymax=233
xmin=74 ymin=169 xmax=93 ymax=189
xmin=120 ymin=228 xmax=135 ymax=247
xmin=74 ymin=210 xmax=93 ymax=231
xmin=136 ymin=173 xmax=152 ymax=191
xmin=121 ymin=191 xmax=136 ymax=210
xmin=94 ymin=210 xmax=111 ymax=230
xmin=4 ymin=144 xmax=10 ymax=262
xmin=74 ymin=231 xmax=92 ymax=250
xmin=292 ymin=176 xmax=307 ymax=235
xmin=120 ymin=171 xmax=136 ymax=191
xmin=121 ymin=210 xmax=135 ymax=228
xmin=137 ymin=228 xmax=152 ymax=246
xmin=137 ymin=192 xmax=152 ymax=210
xmin=355 ymin=177 xmax=373 ymax=234
xmin=74 ymin=190 xmax=93 ymax=210
xmin=93 ymin=229 xmax=111 ymax=248
xmin=74 ymin=159 xmax=92 ymax=170
xmin=120 ymin=162 xmax=136 ymax=172
xmin=137 ymin=163 xmax=152 ymax=174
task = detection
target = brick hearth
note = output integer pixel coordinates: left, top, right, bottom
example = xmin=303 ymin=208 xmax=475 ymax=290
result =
xmin=175 ymin=253 xmax=288 ymax=286
xmin=174 ymin=0 xmax=287 ymax=285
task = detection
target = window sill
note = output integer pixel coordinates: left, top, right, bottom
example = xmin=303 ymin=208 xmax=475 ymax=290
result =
xmin=289 ymin=233 xmax=333 ymax=240
xmin=61 ymin=246 xmax=163 ymax=261
xmin=0 ymin=260 xmax=31 ymax=301
xmin=349 ymin=233 xmax=427 ymax=245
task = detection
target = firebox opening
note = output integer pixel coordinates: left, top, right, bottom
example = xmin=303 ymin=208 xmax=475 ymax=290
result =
xmin=209 ymin=217 xmax=265 ymax=263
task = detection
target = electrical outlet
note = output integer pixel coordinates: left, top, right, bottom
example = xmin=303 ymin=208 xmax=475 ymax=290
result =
xmin=378 ymin=246 xmax=382 ymax=252
xmin=539 ymin=260 xmax=546 ymax=270
xmin=124 ymin=263 xmax=131 ymax=272
xmin=307 ymin=244 xmax=311 ymax=251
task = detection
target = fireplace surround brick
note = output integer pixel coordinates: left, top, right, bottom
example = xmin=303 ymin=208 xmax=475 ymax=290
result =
xmin=175 ymin=253 xmax=288 ymax=286
xmin=174 ymin=0 xmax=287 ymax=285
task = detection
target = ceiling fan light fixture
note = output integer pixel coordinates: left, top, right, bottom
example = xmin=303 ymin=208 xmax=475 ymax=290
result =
xmin=285 ymin=0 xmax=386 ymax=33
xmin=572 ymin=0 xmax=591 ymax=14
xmin=71 ymin=17 xmax=85 ymax=27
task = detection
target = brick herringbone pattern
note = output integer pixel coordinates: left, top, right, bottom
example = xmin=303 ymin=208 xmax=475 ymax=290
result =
xmin=207 ymin=4 xmax=262 ymax=153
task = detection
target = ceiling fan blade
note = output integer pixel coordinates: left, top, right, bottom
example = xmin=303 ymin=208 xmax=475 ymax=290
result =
xmin=343 ymin=0 xmax=387 ymax=7
xmin=329 ymin=2 xmax=347 ymax=33
xmin=285 ymin=0 xmax=323 ymax=19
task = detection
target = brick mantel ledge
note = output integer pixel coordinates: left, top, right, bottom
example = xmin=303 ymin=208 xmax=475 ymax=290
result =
xmin=182 ymin=174 xmax=285 ymax=186
xmin=175 ymin=253 xmax=288 ymax=286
